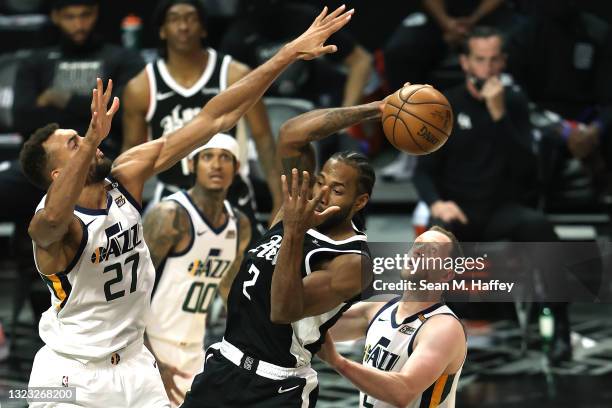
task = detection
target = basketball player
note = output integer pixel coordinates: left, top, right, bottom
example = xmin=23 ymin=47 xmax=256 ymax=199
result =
xmin=19 ymin=6 xmax=353 ymax=406
xmin=181 ymin=97 xmax=391 ymax=407
xmin=143 ymin=134 xmax=251 ymax=406
xmin=318 ymin=227 xmax=467 ymax=408
xmin=122 ymin=0 xmax=283 ymax=230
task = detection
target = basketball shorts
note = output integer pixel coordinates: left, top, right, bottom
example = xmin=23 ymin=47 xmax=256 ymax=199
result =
xmin=181 ymin=340 xmax=319 ymax=408
xmin=28 ymin=342 xmax=169 ymax=407
xmin=148 ymin=336 xmax=205 ymax=407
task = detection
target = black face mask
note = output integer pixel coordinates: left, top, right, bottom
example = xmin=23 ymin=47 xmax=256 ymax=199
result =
xmin=467 ymin=74 xmax=486 ymax=91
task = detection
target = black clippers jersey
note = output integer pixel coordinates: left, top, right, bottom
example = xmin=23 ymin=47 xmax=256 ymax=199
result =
xmin=225 ymin=222 xmax=371 ymax=368
xmin=145 ymin=48 xmax=235 ymax=188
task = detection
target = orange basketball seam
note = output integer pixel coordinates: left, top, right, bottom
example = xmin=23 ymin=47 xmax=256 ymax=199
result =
xmin=404 ymin=101 xmax=450 ymax=106
xmin=400 ymin=109 xmax=450 ymax=137
xmin=395 ymin=115 xmax=428 ymax=154
xmin=399 ymin=85 xmax=429 ymax=103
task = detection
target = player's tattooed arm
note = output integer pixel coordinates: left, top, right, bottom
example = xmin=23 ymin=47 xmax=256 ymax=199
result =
xmin=218 ymin=211 xmax=252 ymax=305
xmin=142 ymin=201 xmax=190 ymax=269
xmin=278 ymin=101 xmax=382 ymax=181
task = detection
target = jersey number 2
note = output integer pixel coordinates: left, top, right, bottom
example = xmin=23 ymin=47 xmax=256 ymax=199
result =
xmin=103 ymin=253 xmax=140 ymax=301
xmin=242 ymin=264 xmax=260 ymax=300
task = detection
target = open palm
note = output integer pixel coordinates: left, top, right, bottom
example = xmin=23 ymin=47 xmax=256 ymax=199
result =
xmin=282 ymin=169 xmax=340 ymax=233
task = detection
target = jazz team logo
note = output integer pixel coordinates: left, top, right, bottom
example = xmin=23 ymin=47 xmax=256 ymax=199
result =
xmin=91 ymin=222 xmax=142 ymax=264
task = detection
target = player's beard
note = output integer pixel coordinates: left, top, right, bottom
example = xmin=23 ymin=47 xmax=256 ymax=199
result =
xmin=87 ymin=157 xmax=112 ymax=185
xmin=316 ymin=205 xmax=352 ymax=234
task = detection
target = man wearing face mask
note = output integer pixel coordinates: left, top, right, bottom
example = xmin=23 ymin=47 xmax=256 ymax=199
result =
xmin=413 ymin=27 xmax=572 ymax=362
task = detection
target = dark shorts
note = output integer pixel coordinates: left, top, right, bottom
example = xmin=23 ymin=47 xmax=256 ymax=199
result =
xmin=181 ymin=348 xmax=319 ymax=408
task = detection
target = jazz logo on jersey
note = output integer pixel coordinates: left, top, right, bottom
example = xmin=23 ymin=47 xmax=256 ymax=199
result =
xmin=187 ymin=248 xmax=231 ymax=278
xmin=248 ymin=235 xmax=282 ymax=261
xmin=364 ymin=337 xmax=400 ymax=371
xmin=91 ymin=222 xmax=142 ymax=264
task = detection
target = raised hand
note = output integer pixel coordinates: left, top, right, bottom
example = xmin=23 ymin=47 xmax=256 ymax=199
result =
xmin=85 ymin=78 xmax=120 ymax=146
xmin=282 ymin=169 xmax=340 ymax=234
xmin=286 ymin=5 xmax=354 ymax=61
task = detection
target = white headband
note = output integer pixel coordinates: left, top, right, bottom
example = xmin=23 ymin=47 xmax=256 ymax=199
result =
xmin=188 ymin=133 xmax=240 ymax=161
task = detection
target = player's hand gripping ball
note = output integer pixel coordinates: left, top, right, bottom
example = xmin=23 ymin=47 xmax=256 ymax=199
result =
xmin=382 ymin=84 xmax=453 ymax=155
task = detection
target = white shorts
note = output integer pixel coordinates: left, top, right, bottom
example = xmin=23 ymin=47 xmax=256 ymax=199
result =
xmin=148 ymin=336 xmax=205 ymax=407
xmin=28 ymin=343 xmax=170 ymax=408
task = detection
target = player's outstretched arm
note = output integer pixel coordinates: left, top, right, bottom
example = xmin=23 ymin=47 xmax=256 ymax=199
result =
xmin=278 ymin=101 xmax=382 ymax=181
xmin=219 ymin=211 xmax=252 ymax=304
xmin=319 ymin=315 xmax=465 ymax=407
xmin=29 ymin=78 xmax=119 ymax=251
xmin=111 ymin=5 xmax=354 ymax=204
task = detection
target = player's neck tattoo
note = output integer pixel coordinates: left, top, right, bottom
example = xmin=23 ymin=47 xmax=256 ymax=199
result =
xmin=189 ymin=185 xmax=227 ymax=227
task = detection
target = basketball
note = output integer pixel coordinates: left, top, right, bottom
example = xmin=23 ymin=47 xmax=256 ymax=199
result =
xmin=382 ymin=84 xmax=453 ymax=155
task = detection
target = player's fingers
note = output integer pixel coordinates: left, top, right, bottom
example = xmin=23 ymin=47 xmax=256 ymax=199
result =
xmin=96 ymin=78 xmax=103 ymax=109
xmin=103 ymin=78 xmax=113 ymax=107
xmin=321 ymin=4 xmax=346 ymax=25
xmin=323 ymin=8 xmax=353 ymax=34
xmin=456 ymin=209 xmax=468 ymax=224
xmin=281 ymin=174 xmax=290 ymax=200
xmin=310 ymin=184 xmax=329 ymax=209
xmin=107 ymin=97 xmax=120 ymax=117
xmin=311 ymin=6 xmax=327 ymax=27
xmin=290 ymin=168 xmax=299 ymax=199
xmin=315 ymin=205 xmax=341 ymax=224
xmin=300 ymin=171 xmax=310 ymax=201
xmin=91 ymin=89 xmax=97 ymax=113
xmin=317 ymin=44 xmax=338 ymax=56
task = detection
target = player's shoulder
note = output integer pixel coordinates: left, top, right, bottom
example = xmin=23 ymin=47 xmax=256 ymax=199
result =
xmin=147 ymin=198 xmax=186 ymax=220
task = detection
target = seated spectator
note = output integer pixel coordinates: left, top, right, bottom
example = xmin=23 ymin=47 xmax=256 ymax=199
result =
xmin=413 ymin=27 xmax=571 ymax=362
xmin=506 ymin=0 xmax=612 ymax=191
xmin=13 ymin=0 xmax=145 ymax=159
xmin=381 ymin=0 xmax=516 ymax=181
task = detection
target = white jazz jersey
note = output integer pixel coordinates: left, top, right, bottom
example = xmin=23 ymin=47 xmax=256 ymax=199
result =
xmin=147 ymin=191 xmax=239 ymax=345
xmin=360 ymin=300 xmax=464 ymax=408
xmin=34 ymin=178 xmax=155 ymax=362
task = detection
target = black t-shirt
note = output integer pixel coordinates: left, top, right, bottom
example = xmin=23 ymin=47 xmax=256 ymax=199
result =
xmin=13 ymin=39 xmax=144 ymax=157
xmin=413 ymin=83 xmax=536 ymax=213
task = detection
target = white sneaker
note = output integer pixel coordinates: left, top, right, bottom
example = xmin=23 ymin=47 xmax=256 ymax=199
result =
xmin=381 ymin=152 xmax=416 ymax=182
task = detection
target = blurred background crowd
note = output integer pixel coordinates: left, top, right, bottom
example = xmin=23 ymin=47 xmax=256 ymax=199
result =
xmin=0 ymin=0 xmax=611 ymax=406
